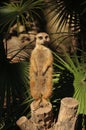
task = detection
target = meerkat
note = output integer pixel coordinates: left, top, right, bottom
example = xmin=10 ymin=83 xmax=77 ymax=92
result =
xmin=29 ymin=32 xmax=53 ymax=110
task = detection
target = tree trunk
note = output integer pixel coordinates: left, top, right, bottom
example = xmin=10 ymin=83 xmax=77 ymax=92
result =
xmin=55 ymin=97 xmax=79 ymax=130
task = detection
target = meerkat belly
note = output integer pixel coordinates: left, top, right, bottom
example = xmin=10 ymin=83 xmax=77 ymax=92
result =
xmin=35 ymin=51 xmax=47 ymax=71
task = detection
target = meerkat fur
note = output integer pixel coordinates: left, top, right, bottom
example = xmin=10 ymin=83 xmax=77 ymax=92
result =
xmin=29 ymin=32 xmax=53 ymax=109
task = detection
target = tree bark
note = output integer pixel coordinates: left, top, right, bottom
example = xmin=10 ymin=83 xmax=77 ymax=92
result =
xmin=55 ymin=97 xmax=79 ymax=130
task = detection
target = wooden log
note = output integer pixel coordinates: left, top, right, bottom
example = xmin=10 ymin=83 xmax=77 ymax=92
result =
xmin=16 ymin=116 xmax=29 ymax=130
xmin=55 ymin=97 xmax=79 ymax=130
xmin=30 ymin=101 xmax=54 ymax=130
xmin=16 ymin=116 xmax=37 ymax=130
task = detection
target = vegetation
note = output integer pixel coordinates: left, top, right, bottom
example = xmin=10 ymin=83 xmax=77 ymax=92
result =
xmin=47 ymin=0 xmax=86 ymax=129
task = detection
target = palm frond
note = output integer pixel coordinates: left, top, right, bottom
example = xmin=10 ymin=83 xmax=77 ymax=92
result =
xmin=53 ymin=51 xmax=86 ymax=114
xmin=0 ymin=0 xmax=45 ymax=33
xmin=47 ymin=0 xmax=83 ymax=32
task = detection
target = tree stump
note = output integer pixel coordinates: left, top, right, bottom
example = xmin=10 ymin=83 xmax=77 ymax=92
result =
xmin=16 ymin=101 xmax=54 ymax=130
xmin=30 ymin=101 xmax=54 ymax=130
xmin=55 ymin=97 xmax=79 ymax=130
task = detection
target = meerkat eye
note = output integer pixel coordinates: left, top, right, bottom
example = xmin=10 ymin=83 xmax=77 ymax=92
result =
xmin=39 ymin=36 xmax=43 ymax=40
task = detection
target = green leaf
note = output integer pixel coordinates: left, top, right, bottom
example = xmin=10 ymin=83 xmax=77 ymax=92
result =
xmin=0 ymin=0 xmax=45 ymax=33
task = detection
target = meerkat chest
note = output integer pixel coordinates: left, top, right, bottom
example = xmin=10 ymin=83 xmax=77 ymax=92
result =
xmin=36 ymin=49 xmax=48 ymax=62
xmin=33 ymin=47 xmax=49 ymax=68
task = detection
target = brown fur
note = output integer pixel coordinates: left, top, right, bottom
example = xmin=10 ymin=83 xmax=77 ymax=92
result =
xmin=29 ymin=32 xmax=53 ymax=108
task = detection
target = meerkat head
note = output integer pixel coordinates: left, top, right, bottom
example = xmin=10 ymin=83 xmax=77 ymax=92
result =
xmin=35 ymin=32 xmax=50 ymax=46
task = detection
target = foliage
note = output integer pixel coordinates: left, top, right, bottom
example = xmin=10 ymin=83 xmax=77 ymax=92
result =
xmin=0 ymin=61 xmax=30 ymax=130
xmin=47 ymin=0 xmax=86 ymax=32
xmin=0 ymin=0 xmax=45 ymax=33
xmin=53 ymin=51 xmax=86 ymax=114
xmin=46 ymin=0 xmax=86 ymax=120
